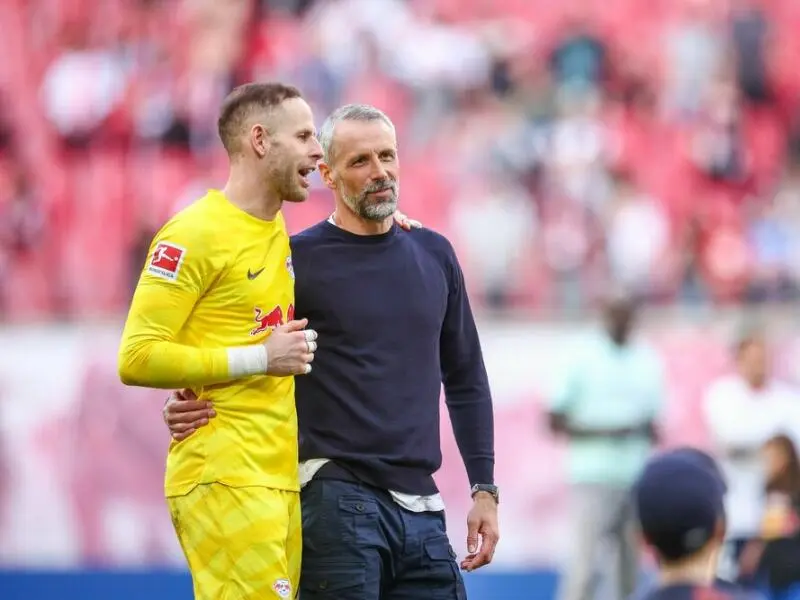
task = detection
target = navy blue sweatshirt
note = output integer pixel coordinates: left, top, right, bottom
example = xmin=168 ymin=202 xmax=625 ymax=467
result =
xmin=290 ymin=220 xmax=494 ymax=495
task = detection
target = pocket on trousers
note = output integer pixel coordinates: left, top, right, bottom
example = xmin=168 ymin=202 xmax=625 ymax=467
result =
xmin=338 ymin=496 xmax=379 ymax=545
xmin=300 ymin=562 xmax=366 ymax=599
xmin=424 ymin=536 xmax=458 ymax=561
xmin=423 ymin=537 xmax=467 ymax=600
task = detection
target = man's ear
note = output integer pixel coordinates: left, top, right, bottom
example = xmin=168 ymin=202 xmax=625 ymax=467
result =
xmin=318 ymin=161 xmax=336 ymax=190
xmin=250 ymin=123 xmax=268 ymax=158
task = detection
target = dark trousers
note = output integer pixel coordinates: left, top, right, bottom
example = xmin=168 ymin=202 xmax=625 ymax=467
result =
xmin=299 ymin=478 xmax=468 ymax=599
xmin=730 ymin=537 xmax=757 ymax=588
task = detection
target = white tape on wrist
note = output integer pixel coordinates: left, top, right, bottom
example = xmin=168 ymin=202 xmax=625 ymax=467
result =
xmin=227 ymin=345 xmax=269 ymax=378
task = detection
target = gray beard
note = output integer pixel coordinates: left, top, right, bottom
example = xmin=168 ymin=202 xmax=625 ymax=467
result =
xmin=341 ymin=184 xmax=399 ymax=222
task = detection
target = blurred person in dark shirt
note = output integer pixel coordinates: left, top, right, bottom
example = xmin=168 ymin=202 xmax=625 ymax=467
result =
xmin=739 ymin=435 xmax=800 ymax=596
xmin=0 ymin=171 xmax=43 ymax=255
xmin=548 ymin=9 xmax=608 ymax=97
xmin=0 ymin=165 xmax=43 ymax=314
xmin=689 ymin=78 xmax=751 ymax=187
xmin=760 ymin=436 xmax=800 ymax=538
xmin=632 ymin=449 xmax=762 ymax=600
xmin=729 ymin=0 xmax=772 ymax=105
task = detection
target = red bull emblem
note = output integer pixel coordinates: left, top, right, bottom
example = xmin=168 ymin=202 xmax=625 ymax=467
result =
xmin=251 ymin=304 xmax=295 ymax=336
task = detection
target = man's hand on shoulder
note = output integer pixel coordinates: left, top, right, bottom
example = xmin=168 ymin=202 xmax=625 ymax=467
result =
xmin=392 ymin=210 xmax=421 ymax=231
xmin=163 ymin=388 xmax=215 ymax=441
xmin=461 ymin=492 xmax=499 ymax=572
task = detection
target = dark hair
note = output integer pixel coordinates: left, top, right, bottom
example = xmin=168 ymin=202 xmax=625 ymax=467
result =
xmin=217 ymin=82 xmax=303 ymax=155
xmin=765 ymin=434 xmax=800 ymax=503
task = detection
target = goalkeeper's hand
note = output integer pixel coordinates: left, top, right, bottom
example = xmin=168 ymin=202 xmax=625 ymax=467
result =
xmin=264 ymin=318 xmax=317 ymax=376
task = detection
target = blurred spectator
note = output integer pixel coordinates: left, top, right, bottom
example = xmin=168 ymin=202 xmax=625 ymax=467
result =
xmin=760 ymin=435 xmax=800 ymax=541
xmin=689 ymin=78 xmax=751 ymax=188
xmin=675 ymin=216 xmax=710 ymax=303
xmin=262 ymin=0 xmax=315 ymax=17
xmin=450 ymin=172 xmax=537 ymax=310
xmin=131 ymin=47 xmax=185 ymax=147
xmin=540 ymin=198 xmax=594 ymax=313
xmin=703 ymin=326 xmax=800 ymax=582
xmin=548 ymin=10 xmax=608 ymax=99
xmin=179 ymin=0 xmax=249 ymax=157
xmin=739 ymin=435 xmax=800 ymax=595
xmin=729 ymin=0 xmax=772 ymax=106
xmin=745 ymin=163 xmax=800 ymax=302
xmin=0 ymin=173 xmax=44 ymax=255
xmin=0 ymin=166 xmax=44 ymax=314
xmin=663 ymin=0 xmax=726 ymax=119
xmin=548 ymin=92 xmax=612 ymax=212
xmin=1 ymin=0 xmax=800 ymax=319
xmin=549 ymin=291 xmax=664 ymax=600
xmin=0 ymin=94 xmax=13 ymax=155
xmin=604 ymin=171 xmax=670 ymax=299
xmin=696 ymin=202 xmax=753 ymax=303
xmin=267 ymin=28 xmax=342 ymax=118
xmin=338 ymin=32 xmax=410 ymax=136
xmin=40 ymin=24 xmax=130 ymax=150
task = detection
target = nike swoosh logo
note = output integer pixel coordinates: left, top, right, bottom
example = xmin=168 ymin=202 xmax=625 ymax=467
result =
xmin=247 ymin=268 xmax=265 ymax=280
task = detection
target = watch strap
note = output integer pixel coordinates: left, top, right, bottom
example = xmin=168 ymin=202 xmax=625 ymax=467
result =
xmin=471 ymin=483 xmax=499 ymax=503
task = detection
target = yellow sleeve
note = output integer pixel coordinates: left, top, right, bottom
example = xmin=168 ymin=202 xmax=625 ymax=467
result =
xmin=118 ymin=219 xmax=231 ymax=389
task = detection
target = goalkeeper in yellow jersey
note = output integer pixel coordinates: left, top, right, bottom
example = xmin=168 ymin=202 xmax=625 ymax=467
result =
xmin=118 ymin=82 xmax=322 ymax=600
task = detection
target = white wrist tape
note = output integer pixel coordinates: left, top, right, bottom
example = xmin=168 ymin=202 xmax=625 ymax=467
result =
xmin=227 ymin=345 xmax=269 ymax=378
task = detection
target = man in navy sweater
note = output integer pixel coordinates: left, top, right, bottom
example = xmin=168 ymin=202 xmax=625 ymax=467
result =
xmin=164 ymin=103 xmax=499 ymax=599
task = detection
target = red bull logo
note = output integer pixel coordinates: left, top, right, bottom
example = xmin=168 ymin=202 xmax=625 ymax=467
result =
xmin=251 ymin=304 xmax=295 ymax=336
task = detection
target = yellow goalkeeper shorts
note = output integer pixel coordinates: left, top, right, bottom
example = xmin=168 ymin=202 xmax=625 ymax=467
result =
xmin=168 ymin=483 xmax=301 ymax=600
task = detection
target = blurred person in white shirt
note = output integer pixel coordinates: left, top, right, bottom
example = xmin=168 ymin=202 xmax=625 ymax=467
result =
xmin=663 ymin=0 xmax=726 ymax=119
xmin=450 ymin=172 xmax=536 ymax=309
xmin=549 ymin=91 xmax=612 ymax=213
xmin=40 ymin=26 xmax=129 ymax=148
xmin=605 ymin=172 xmax=670 ymax=299
xmin=703 ymin=326 xmax=800 ymax=582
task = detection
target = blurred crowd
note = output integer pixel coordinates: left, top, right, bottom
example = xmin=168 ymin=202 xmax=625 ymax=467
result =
xmin=1 ymin=0 xmax=800 ymax=319
xmin=549 ymin=296 xmax=800 ymax=598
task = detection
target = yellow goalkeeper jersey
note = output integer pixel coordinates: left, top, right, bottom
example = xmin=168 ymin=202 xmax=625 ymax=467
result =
xmin=119 ymin=189 xmax=298 ymax=496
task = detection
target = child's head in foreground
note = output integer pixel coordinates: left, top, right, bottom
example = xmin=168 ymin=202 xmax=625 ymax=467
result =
xmin=634 ymin=448 xmax=727 ymax=573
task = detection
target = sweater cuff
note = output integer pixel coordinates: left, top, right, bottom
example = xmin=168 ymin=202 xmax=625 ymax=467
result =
xmin=466 ymin=457 xmax=495 ymax=487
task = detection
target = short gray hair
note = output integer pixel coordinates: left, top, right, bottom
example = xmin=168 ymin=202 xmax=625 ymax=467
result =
xmin=318 ymin=104 xmax=395 ymax=164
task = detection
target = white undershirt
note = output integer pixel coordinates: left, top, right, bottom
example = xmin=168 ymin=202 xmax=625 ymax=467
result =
xmin=297 ymin=215 xmax=445 ymax=513
xmin=299 ymin=458 xmax=445 ymax=512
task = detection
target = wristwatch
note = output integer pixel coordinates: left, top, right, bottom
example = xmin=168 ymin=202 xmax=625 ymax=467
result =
xmin=471 ymin=484 xmax=499 ymax=504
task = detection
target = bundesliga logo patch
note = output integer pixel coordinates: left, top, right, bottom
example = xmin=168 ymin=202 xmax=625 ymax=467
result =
xmin=272 ymin=578 xmax=291 ymax=598
xmin=285 ymin=256 xmax=295 ymax=280
xmin=148 ymin=242 xmax=185 ymax=281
